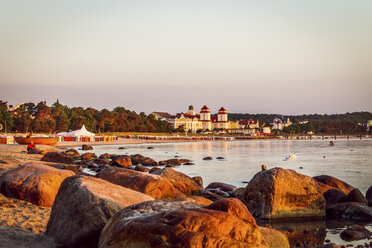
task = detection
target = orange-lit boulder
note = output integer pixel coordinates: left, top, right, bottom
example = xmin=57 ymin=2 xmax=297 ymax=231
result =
xmin=46 ymin=175 xmax=153 ymax=248
xmin=97 ymin=167 xmax=185 ymax=200
xmin=245 ymin=167 xmax=326 ymax=220
xmin=99 ymin=198 xmax=268 ymax=248
xmin=0 ymin=162 xmax=75 ymax=207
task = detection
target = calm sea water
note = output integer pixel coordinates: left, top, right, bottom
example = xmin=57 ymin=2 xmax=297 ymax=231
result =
xmin=86 ymin=139 xmax=372 ymax=193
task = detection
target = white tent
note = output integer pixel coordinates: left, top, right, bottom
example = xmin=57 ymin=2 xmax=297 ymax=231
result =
xmin=58 ymin=125 xmax=95 ymax=141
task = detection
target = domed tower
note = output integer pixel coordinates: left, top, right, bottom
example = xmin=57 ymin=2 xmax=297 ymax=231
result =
xmin=217 ymin=107 xmax=228 ymax=129
xmin=200 ymin=105 xmax=212 ymax=130
xmin=187 ymin=105 xmax=195 ymax=116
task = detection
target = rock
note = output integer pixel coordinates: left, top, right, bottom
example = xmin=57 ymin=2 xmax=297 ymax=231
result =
xmin=183 ymin=162 xmax=195 ymax=165
xmin=158 ymin=161 xmax=167 ymax=166
xmin=98 ymin=198 xmax=268 ymax=248
xmin=205 ymin=188 xmax=230 ymax=198
xmin=313 ymin=175 xmax=354 ymax=195
xmin=231 ymin=187 xmax=246 ymax=201
xmin=99 ymin=153 xmax=111 ymax=159
xmin=326 ymin=202 xmax=361 ymax=219
xmin=244 ymin=167 xmax=326 ymax=220
xmin=367 ymin=186 xmax=372 ymax=207
xmin=0 ymin=162 xmax=75 ymax=207
xmin=179 ymin=159 xmax=191 ymax=164
xmin=192 ymin=176 xmax=203 ymax=187
xmin=41 ymin=152 xmax=75 ymax=164
xmin=118 ymin=147 xmax=126 ymax=149
xmin=258 ymin=226 xmax=290 ymax=248
xmin=141 ymin=157 xmax=158 ymax=166
xmin=63 ymin=148 xmax=80 ymax=159
xmin=48 ymin=163 xmax=84 ymax=175
xmin=147 ymin=146 xmax=154 ymax=149
xmin=342 ymin=204 xmax=372 ymax=221
xmin=165 ymin=164 xmax=175 ymax=168
xmin=110 ymin=155 xmax=132 ymax=167
xmin=130 ymin=154 xmax=145 ymax=164
xmin=323 ymin=189 xmax=347 ymax=206
xmin=80 ymin=152 xmax=97 ymax=161
xmin=203 ymin=156 xmax=213 ymax=160
xmin=131 ymin=154 xmax=158 ymax=166
xmin=216 ymin=156 xmax=225 ymax=160
xmin=46 ymin=175 xmax=153 ymax=248
xmin=82 ymin=144 xmax=93 ymax=150
xmin=0 ymin=159 xmax=7 ymax=164
xmin=201 ymin=190 xmax=224 ymax=202
xmin=92 ymin=158 xmax=110 ymax=166
xmin=97 ymin=167 xmax=185 ymax=200
xmin=205 ymin=198 xmax=256 ymax=224
xmin=344 ymin=188 xmax=368 ymax=204
xmin=135 ymin=166 xmax=150 ymax=172
xmin=174 ymin=195 xmax=213 ymax=206
xmin=262 ymin=165 xmax=267 ymax=171
xmin=165 ymin=159 xmax=182 ymax=165
xmin=206 ymin=182 xmax=237 ymax=193
xmin=0 ymin=193 xmax=14 ymax=207
xmin=152 ymin=168 xmax=204 ymax=196
xmin=149 ymin=167 xmax=161 ymax=173
xmin=340 ymin=225 xmax=372 ymax=241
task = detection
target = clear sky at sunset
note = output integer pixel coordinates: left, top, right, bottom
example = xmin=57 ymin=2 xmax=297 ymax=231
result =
xmin=1 ymin=0 xmax=371 ymax=114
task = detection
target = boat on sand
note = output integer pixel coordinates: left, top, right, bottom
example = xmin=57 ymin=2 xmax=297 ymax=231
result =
xmin=14 ymin=136 xmax=59 ymax=146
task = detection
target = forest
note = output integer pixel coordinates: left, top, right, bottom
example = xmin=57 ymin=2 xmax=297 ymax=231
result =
xmin=0 ymin=100 xmax=173 ymax=133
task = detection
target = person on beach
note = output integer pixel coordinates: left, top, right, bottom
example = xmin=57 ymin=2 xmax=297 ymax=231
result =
xmin=27 ymin=142 xmax=35 ymax=152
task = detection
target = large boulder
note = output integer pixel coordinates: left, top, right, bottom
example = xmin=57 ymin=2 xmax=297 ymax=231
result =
xmin=97 ymin=167 xmax=185 ymax=200
xmin=323 ymin=189 xmax=347 ymax=206
xmin=313 ymin=175 xmax=354 ymax=195
xmin=99 ymin=198 xmax=268 ymax=248
xmin=46 ymin=175 xmax=153 ymax=248
xmin=152 ymin=168 xmax=204 ymax=196
xmin=0 ymin=163 xmax=75 ymax=207
xmin=244 ymin=167 xmax=326 ymax=220
xmin=367 ymin=186 xmax=372 ymax=207
xmin=343 ymin=188 xmax=368 ymax=204
xmin=110 ymin=155 xmax=132 ymax=167
xmin=341 ymin=204 xmax=372 ymax=221
xmin=41 ymin=151 xmax=75 ymax=164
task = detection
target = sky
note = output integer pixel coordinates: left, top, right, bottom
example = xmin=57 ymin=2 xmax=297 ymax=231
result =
xmin=0 ymin=0 xmax=371 ymax=115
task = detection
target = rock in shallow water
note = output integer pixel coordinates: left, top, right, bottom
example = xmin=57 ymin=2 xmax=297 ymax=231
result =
xmin=244 ymin=167 xmax=326 ymax=220
xmin=313 ymin=175 xmax=354 ymax=195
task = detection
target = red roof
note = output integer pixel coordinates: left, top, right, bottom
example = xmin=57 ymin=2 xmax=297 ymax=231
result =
xmin=218 ymin=107 xmax=226 ymax=112
xmin=211 ymin=116 xmax=217 ymax=122
xmin=201 ymin=105 xmax=209 ymax=110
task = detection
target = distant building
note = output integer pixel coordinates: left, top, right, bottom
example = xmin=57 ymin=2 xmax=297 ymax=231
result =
xmin=152 ymin=105 xmax=231 ymax=133
xmin=272 ymin=116 xmax=292 ymax=130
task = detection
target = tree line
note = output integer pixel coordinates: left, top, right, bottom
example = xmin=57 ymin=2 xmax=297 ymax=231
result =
xmin=0 ymin=100 xmax=173 ymax=133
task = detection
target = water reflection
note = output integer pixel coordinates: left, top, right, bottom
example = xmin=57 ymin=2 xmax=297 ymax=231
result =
xmin=268 ymin=220 xmax=327 ymax=246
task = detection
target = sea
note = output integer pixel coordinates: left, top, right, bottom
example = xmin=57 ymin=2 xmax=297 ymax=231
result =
xmin=80 ymin=139 xmax=372 ymax=246
xmin=87 ymin=139 xmax=372 ymax=194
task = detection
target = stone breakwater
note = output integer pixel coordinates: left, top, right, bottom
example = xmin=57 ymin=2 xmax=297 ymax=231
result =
xmin=0 ymin=144 xmax=371 ymax=247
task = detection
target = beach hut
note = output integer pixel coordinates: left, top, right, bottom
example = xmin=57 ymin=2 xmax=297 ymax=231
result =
xmin=57 ymin=125 xmax=95 ymax=142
